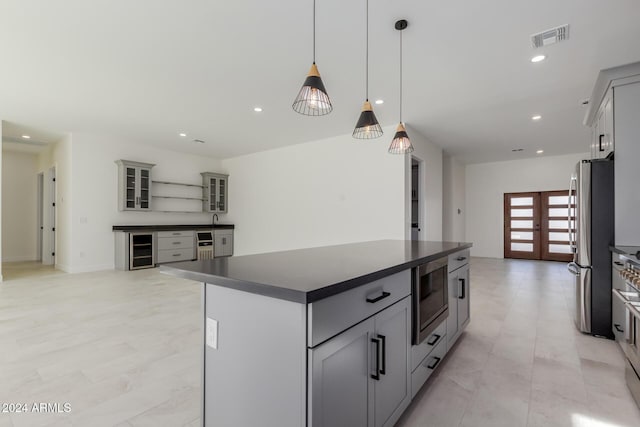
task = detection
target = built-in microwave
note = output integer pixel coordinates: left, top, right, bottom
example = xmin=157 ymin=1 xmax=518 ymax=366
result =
xmin=412 ymin=256 xmax=449 ymax=345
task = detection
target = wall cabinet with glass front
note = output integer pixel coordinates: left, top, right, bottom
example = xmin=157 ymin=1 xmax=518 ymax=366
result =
xmin=115 ymin=160 xmax=155 ymax=211
xmin=201 ymin=172 xmax=228 ymax=213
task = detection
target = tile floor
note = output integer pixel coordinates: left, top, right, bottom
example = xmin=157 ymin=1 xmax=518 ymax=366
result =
xmin=397 ymin=257 xmax=640 ymax=427
xmin=0 ymin=258 xmax=639 ymax=427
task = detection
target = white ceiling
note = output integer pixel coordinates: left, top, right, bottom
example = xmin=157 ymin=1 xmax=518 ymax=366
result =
xmin=1 ymin=121 xmax=64 ymax=153
xmin=0 ymin=0 xmax=639 ymax=163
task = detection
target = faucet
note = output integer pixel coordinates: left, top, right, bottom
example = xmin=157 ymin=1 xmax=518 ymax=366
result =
xmin=212 ymin=213 xmax=219 ymax=226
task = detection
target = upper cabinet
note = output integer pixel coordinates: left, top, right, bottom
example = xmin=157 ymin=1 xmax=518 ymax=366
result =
xmin=115 ymin=160 xmax=155 ymax=211
xmin=591 ymin=88 xmax=614 ymax=159
xmin=201 ymin=172 xmax=229 ymax=213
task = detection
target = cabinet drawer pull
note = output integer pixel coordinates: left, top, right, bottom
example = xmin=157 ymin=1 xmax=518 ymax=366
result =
xmin=378 ymin=334 xmax=386 ymax=375
xmin=371 ymin=338 xmax=381 ymax=381
xmin=614 ymin=324 xmax=624 ymax=333
xmin=599 ymin=134 xmax=605 ymax=152
xmin=427 ymin=334 xmax=441 ymax=346
xmin=172 ymin=232 xmax=181 ymax=236
xmin=366 ymin=291 xmax=391 ymax=304
xmin=173 ymin=241 xmax=181 ymax=245
xmin=426 ymin=357 xmax=441 ymax=370
xmin=456 ymin=256 xmax=467 ymax=261
xmin=172 ymin=253 xmax=181 ymax=257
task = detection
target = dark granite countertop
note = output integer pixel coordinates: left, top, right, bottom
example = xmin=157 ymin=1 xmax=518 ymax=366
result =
xmin=113 ymin=224 xmax=234 ymax=232
xmin=160 ymin=240 xmax=472 ymax=303
xmin=610 ymin=246 xmax=640 ymax=262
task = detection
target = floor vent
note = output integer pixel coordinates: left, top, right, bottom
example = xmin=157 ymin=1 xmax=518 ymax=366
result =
xmin=531 ymin=24 xmax=570 ymax=48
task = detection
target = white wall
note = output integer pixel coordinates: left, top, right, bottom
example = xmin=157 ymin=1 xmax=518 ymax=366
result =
xmin=0 ymin=121 xmax=3 ymax=280
xmin=70 ymin=133 xmax=222 ymax=272
xmin=1 ymin=150 xmax=39 ymax=261
xmin=222 ymin=126 xmax=406 ymax=256
xmin=465 ymin=152 xmax=587 ymax=258
xmin=405 ymin=125 xmax=443 ymax=241
xmin=442 ymin=153 xmax=465 ymax=242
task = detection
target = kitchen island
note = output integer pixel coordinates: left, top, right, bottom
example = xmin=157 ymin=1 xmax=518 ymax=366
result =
xmin=161 ymin=239 xmax=472 ymax=427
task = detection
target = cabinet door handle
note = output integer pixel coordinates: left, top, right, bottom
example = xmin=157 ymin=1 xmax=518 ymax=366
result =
xmin=426 ymin=356 xmax=441 ymax=370
xmin=599 ymin=134 xmax=605 ymax=152
xmin=614 ymin=261 xmax=624 ymax=267
xmin=366 ymin=291 xmax=391 ymax=304
xmin=427 ymin=334 xmax=441 ymax=346
xmin=614 ymin=324 xmax=624 ymax=333
xmin=378 ymin=334 xmax=386 ymax=375
xmin=173 ymin=241 xmax=181 ymax=245
xmin=173 ymin=253 xmax=181 ymax=257
xmin=371 ymin=338 xmax=381 ymax=381
xmin=458 ymin=278 xmax=465 ymax=299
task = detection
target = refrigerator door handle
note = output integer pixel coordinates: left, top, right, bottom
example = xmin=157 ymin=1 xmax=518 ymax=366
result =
xmin=567 ymin=262 xmax=581 ymax=276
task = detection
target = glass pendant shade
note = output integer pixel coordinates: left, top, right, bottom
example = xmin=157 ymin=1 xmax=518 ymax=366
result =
xmin=292 ymin=63 xmax=333 ymax=116
xmin=388 ymin=123 xmax=414 ymax=154
xmin=353 ymin=101 xmax=383 ymax=139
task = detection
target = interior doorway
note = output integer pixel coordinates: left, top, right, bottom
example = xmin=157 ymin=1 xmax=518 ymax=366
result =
xmin=504 ymin=190 xmax=573 ymax=262
xmin=411 ymin=158 xmax=421 ymax=240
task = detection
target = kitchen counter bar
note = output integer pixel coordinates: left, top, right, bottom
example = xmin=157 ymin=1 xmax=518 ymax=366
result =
xmin=112 ymin=223 xmax=234 ymax=232
xmin=160 ymin=240 xmax=472 ymax=303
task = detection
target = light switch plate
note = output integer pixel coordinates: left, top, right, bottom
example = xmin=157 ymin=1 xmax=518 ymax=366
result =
xmin=206 ymin=318 xmax=218 ymax=349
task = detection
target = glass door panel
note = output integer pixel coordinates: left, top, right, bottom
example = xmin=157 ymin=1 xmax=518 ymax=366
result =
xmin=504 ymin=192 xmax=541 ymax=260
xmin=139 ymin=168 xmax=150 ymax=209
xmin=218 ymin=179 xmax=226 ymax=211
xmin=210 ymin=178 xmax=217 ymax=211
xmin=541 ymin=190 xmax=574 ymax=262
xmin=126 ymin=167 xmax=136 ymax=208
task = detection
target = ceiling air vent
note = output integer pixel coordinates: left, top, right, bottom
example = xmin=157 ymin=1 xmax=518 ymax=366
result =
xmin=531 ymin=24 xmax=569 ymax=48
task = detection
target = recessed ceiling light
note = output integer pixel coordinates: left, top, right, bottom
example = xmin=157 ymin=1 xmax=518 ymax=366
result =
xmin=531 ymin=55 xmax=546 ymax=63
xmin=21 ymin=135 xmax=31 ymax=139
xmin=532 ymin=115 xmax=542 ymax=121
xmin=536 ymin=150 xmax=544 ymax=154
xmin=179 ymin=132 xmax=187 ymax=137
xmin=375 ymin=99 xmax=384 ymax=105
xmin=254 ymin=107 xmax=263 ymax=112
xmin=512 ymin=148 xmax=524 ymax=152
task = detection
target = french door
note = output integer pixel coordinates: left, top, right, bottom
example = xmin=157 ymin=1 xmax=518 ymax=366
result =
xmin=504 ymin=191 xmax=574 ymax=262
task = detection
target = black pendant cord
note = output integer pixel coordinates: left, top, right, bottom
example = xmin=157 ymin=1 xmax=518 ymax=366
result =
xmin=313 ymin=0 xmax=316 ymax=63
xmin=365 ymin=0 xmax=369 ymax=101
xmin=399 ymin=28 xmax=403 ymax=123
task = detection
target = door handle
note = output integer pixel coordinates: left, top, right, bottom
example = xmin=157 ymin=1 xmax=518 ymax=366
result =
xmin=426 ymin=356 xmax=441 ymax=370
xmin=378 ymin=334 xmax=386 ymax=375
xmin=599 ymin=134 xmax=605 ymax=152
xmin=567 ymin=262 xmax=580 ymax=276
xmin=427 ymin=334 xmax=441 ymax=346
xmin=371 ymin=338 xmax=381 ymax=381
xmin=366 ymin=291 xmax=390 ymax=304
xmin=458 ymin=278 xmax=465 ymax=299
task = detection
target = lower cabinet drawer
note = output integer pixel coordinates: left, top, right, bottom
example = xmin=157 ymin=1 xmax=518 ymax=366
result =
xmin=411 ymin=334 xmax=447 ymax=398
xmin=157 ymin=230 xmax=195 ymax=238
xmin=157 ymin=236 xmax=193 ymax=250
xmin=157 ymin=248 xmax=194 ymax=263
xmin=411 ymin=320 xmax=447 ymax=372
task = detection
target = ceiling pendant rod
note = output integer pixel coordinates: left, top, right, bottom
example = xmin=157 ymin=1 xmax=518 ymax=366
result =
xmin=388 ymin=19 xmax=413 ymax=154
xmin=352 ymin=0 xmax=383 ymax=139
xmin=292 ymin=0 xmax=332 ymax=116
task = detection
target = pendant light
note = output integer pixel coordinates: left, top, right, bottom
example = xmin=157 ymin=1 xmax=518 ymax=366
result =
xmin=388 ymin=19 xmax=414 ymax=154
xmin=352 ymin=0 xmax=383 ymax=139
xmin=292 ymin=0 xmax=333 ymax=116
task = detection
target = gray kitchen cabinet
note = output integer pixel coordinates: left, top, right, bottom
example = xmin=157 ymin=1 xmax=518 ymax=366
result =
xmin=585 ymin=63 xmax=640 ymax=245
xmin=309 ymin=317 xmax=374 ymax=427
xmin=201 ymin=172 xmax=228 ymax=213
xmin=447 ymin=250 xmax=470 ymax=350
xmin=214 ymin=229 xmax=233 ymax=257
xmin=115 ymin=160 xmax=155 ymax=211
xmin=309 ymin=297 xmax=411 ymax=427
xmin=157 ymin=230 xmax=195 ymax=264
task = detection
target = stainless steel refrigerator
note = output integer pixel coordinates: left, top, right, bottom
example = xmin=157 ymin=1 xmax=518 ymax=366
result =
xmin=567 ymin=158 xmax=614 ymax=337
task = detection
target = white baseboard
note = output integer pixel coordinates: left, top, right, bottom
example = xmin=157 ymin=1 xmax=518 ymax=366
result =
xmin=67 ymin=264 xmax=115 ymax=274
xmin=2 ymin=256 xmax=39 ymax=263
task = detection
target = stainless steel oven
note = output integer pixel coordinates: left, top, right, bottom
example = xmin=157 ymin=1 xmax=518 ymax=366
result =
xmin=412 ymin=256 xmax=449 ymax=345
